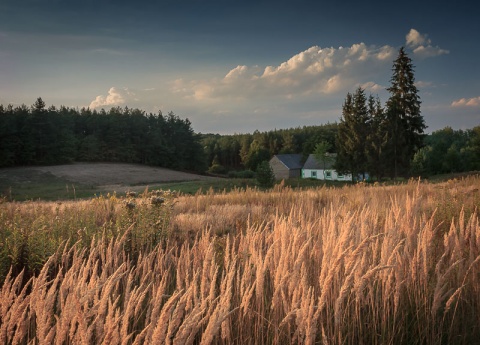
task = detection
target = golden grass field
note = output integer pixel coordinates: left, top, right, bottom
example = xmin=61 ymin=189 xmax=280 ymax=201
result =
xmin=1 ymin=176 xmax=479 ymax=344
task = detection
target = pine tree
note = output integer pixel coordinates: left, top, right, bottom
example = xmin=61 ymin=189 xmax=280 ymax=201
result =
xmin=385 ymin=47 xmax=426 ymax=178
xmin=335 ymin=88 xmax=369 ymax=180
xmin=335 ymin=93 xmax=353 ymax=175
xmin=256 ymin=160 xmax=275 ymax=188
xmin=366 ymin=95 xmax=386 ymax=180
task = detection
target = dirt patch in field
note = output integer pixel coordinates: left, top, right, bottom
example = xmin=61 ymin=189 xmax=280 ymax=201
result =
xmin=5 ymin=163 xmax=217 ymax=187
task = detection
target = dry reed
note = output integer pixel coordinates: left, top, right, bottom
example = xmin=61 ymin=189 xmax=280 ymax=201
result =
xmin=1 ymin=176 xmax=479 ymax=344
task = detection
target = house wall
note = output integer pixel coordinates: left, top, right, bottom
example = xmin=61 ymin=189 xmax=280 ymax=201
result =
xmin=269 ymin=157 xmax=291 ymax=180
xmin=288 ymin=168 xmax=301 ymax=178
xmin=302 ymin=169 xmax=352 ymax=181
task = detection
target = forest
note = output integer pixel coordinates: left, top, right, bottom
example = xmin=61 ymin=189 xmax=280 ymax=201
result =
xmin=0 ymin=98 xmax=206 ymax=172
xmin=0 ymin=98 xmax=479 ymax=179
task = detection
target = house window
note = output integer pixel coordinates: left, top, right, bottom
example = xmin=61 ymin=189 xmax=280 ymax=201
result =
xmin=338 ymin=173 xmax=344 ymax=179
xmin=325 ymin=171 xmax=332 ymax=179
xmin=311 ymin=171 xmax=317 ymax=178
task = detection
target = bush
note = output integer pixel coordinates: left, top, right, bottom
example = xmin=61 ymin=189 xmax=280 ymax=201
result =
xmin=256 ymin=161 xmax=275 ymax=188
xmin=208 ymin=164 xmax=227 ymax=175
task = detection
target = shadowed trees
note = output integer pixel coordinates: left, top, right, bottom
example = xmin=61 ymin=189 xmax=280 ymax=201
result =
xmin=336 ymin=48 xmax=427 ymax=181
xmin=0 ymin=100 xmax=206 ymax=172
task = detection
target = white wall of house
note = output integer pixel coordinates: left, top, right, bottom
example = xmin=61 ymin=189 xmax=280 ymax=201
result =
xmin=302 ymin=169 xmax=352 ymax=181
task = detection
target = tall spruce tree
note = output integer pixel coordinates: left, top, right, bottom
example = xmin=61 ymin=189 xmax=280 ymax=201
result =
xmin=335 ymin=87 xmax=369 ymax=179
xmin=385 ymin=47 xmax=426 ymax=178
xmin=366 ymin=95 xmax=386 ymax=180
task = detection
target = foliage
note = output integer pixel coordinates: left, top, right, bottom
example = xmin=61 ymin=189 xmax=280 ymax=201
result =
xmin=336 ymin=48 xmax=428 ymax=181
xmin=409 ymin=126 xmax=480 ymax=177
xmin=201 ymin=123 xmax=339 ymax=171
xmin=255 ymin=160 xmax=275 ymax=188
xmin=0 ymin=100 xmax=206 ymax=172
xmin=384 ymin=47 xmax=426 ymax=178
xmin=207 ymin=163 xmax=227 ymax=175
xmin=336 ymin=88 xmax=370 ymax=179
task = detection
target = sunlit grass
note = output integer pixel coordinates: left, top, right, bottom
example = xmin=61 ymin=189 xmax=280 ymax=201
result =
xmin=1 ymin=175 xmax=479 ymax=344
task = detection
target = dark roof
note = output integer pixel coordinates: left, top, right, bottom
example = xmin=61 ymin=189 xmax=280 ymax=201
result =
xmin=272 ymin=154 xmax=303 ymax=169
xmin=303 ymin=154 xmax=336 ymax=170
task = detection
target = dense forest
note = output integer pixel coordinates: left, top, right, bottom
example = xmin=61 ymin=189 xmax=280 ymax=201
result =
xmin=0 ymin=98 xmax=206 ymax=172
xmin=201 ymin=123 xmax=338 ymax=173
xmin=0 ymin=97 xmax=479 ymax=179
xmin=201 ymin=124 xmax=480 ymax=178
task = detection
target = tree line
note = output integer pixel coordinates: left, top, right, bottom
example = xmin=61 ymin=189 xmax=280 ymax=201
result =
xmin=334 ymin=48 xmax=480 ymax=180
xmin=201 ymin=46 xmax=480 ymax=180
xmin=1 ymin=48 xmax=479 ymax=179
xmin=412 ymin=126 xmax=480 ymax=177
xmin=201 ymin=123 xmax=338 ymax=173
xmin=335 ymin=47 xmax=427 ymax=180
xmin=0 ymin=98 xmax=206 ymax=172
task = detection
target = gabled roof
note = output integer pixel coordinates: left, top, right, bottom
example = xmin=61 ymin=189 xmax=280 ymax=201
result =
xmin=272 ymin=154 xmax=303 ymax=169
xmin=303 ymin=153 xmax=336 ymax=170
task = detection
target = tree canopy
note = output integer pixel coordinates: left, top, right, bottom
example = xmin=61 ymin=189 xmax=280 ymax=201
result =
xmin=0 ymin=99 xmax=206 ymax=172
xmin=336 ymin=48 xmax=430 ymax=181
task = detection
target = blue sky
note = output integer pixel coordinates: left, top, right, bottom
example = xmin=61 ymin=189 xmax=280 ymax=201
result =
xmin=1 ymin=0 xmax=478 ymax=134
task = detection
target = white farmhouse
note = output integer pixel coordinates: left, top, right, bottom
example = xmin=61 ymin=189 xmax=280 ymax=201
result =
xmin=301 ymin=154 xmax=353 ymax=181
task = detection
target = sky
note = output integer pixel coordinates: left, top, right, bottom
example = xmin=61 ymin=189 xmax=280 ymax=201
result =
xmin=1 ymin=0 xmax=479 ymax=134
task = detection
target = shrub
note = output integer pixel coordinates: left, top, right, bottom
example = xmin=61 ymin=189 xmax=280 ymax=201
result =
xmin=256 ymin=161 xmax=275 ymax=188
xmin=208 ymin=163 xmax=227 ymax=174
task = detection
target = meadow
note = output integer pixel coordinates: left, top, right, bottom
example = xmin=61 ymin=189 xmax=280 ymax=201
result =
xmin=1 ymin=176 xmax=479 ymax=344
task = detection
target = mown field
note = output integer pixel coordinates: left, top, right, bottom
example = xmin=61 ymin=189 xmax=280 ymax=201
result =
xmin=1 ymin=176 xmax=479 ymax=344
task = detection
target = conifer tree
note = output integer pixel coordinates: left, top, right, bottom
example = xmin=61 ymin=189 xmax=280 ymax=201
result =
xmin=366 ymin=95 xmax=386 ymax=180
xmin=385 ymin=47 xmax=426 ymax=178
xmin=336 ymin=93 xmax=354 ymax=175
xmin=335 ymin=88 xmax=369 ymax=180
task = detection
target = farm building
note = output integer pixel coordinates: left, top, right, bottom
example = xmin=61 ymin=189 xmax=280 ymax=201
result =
xmin=302 ymin=154 xmax=353 ymax=181
xmin=269 ymin=154 xmax=303 ymax=180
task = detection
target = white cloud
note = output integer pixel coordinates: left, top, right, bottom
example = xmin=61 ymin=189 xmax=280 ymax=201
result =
xmin=406 ymin=29 xmax=431 ymax=47
xmin=451 ymin=96 xmax=480 ymax=107
xmin=360 ymin=81 xmax=384 ymax=93
xmin=85 ymin=29 xmax=454 ymax=134
xmin=406 ymin=28 xmax=449 ymax=59
xmin=89 ymin=87 xmax=159 ymax=110
xmin=90 ymin=87 xmax=129 ymax=108
xmin=174 ymin=43 xmax=396 ymax=102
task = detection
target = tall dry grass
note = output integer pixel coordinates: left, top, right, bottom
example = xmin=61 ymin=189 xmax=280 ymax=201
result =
xmin=1 ymin=177 xmax=479 ymax=344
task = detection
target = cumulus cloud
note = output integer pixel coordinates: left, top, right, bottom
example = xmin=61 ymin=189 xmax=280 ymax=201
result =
xmin=89 ymin=87 xmax=134 ymax=109
xmin=360 ymin=81 xmax=384 ymax=93
xmin=89 ymin=87 xmax=158 ymax=109
xmin=406 ymin=29 xmax=449 ymax=59
xmin=174 ymin=43 xmax=396 ymax=102
xmin=406 ymin=29 xmax=430 ymax=47
xmin=451 ymin=96 xmax=480 ymax=107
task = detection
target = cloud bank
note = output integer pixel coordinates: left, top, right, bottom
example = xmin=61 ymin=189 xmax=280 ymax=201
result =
xmin=87 ymin=29 xmax=450 ymax=132
xmin=451 ymin=96 xmax=480 ymax=107
xmin=169 ymin=29 xmax=447 ymax=103
xmin=173 ymin=43 xmax=396 ymax=102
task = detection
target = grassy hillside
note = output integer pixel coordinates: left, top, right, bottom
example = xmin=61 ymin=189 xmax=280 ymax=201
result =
xmin=1 ymin=176 xmax=479 ymax=344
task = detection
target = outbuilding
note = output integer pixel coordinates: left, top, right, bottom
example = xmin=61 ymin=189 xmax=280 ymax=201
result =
xmin=269 ymin=154 xmax=303 ymax=180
